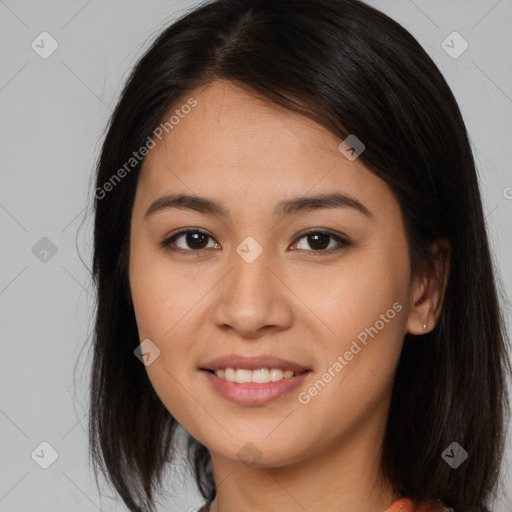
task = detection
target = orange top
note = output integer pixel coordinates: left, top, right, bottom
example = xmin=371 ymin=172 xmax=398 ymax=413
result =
xmin=199 ymin=496 xmax=452 ymax=512
xmin=385 ymin=497 xmax=451 ymax=512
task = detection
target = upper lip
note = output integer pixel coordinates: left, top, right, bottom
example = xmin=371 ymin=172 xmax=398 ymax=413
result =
xmin=201 ymin=354 xmax=311 ymax=372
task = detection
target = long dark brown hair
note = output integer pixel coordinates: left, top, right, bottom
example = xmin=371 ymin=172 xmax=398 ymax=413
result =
xmin=84 ymin=1 xmax=512 ymax=511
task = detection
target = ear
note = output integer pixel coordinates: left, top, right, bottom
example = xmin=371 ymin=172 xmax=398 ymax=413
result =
xmin=406 ymin=238 xmax=451 ymax=335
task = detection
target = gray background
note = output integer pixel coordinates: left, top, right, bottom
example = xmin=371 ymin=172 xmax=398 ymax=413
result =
xmin=0 ymin=0 xmax=511 ymax=510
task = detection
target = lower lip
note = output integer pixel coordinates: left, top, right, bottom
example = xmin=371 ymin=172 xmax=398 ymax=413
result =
xmin=202 ymin=370 xmax=311 ymax=406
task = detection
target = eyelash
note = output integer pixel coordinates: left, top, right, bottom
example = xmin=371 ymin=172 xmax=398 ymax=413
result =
xmin=159 ymin=228 xmax=352 ymax=257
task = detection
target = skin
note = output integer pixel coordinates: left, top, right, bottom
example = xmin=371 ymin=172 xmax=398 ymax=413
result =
xmin=128 ymin=80 xmax=449 ymax=512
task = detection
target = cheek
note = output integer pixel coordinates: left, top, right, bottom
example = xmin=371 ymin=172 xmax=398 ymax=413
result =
xmin=129 ymin=238 xmax=195 ymax=338
xmin=128 ymin=242 xmax=213 ymax=396
xmin=292 ymin=238 xmax=411 ymax=409
xmin=292 ymin=248 xmax=409 ymax=346
xmin=128 ymin=247 xmax=204 ymax=424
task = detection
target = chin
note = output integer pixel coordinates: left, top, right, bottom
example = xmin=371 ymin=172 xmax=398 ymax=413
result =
xmin=203 ymin=433 xmax=315 ymax=469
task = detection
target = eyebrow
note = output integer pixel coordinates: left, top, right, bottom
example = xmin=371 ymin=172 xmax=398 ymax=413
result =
xmin=144 ymin=192 xmax=372 ymax=220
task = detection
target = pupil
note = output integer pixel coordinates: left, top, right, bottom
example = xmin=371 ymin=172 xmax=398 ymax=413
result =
xmin=309 ymin=233 xmax=329 ymax=250
xmin=188 ymin=232 xmax=208 ymax=249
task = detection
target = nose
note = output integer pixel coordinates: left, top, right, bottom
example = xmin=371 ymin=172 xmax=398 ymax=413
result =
xmin=209 ymin=246 xmax=294 ymax=338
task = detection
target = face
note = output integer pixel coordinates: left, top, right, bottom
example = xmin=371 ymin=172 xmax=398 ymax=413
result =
xmin=128 ymin=79 xmax=421 ymax=468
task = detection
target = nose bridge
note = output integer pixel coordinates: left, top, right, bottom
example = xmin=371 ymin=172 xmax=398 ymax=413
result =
xmin=210 ymin=236 xmax=292 ymax=335
xmin=229 ymin=236 xmax=274 ymax=309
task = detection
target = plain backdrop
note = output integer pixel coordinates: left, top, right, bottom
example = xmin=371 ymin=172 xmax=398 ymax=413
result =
xmin=0 ymin=0 xmax=511 ymax=511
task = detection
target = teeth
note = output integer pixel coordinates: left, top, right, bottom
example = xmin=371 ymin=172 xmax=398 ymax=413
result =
xmin=214 ymin=368 xmax=297 ymax=383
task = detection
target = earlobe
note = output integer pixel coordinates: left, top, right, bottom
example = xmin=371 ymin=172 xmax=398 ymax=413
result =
xmin=406 ymin=238 xmax=451 ymax=335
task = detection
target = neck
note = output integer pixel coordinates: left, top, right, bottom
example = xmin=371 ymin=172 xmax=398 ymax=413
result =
xmin=208 ymin=407 xmax=398 ymax=512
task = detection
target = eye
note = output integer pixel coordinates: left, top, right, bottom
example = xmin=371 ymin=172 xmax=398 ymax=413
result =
xmin=291 ymin=229 xmax=351 ymax=254
xmin=160 ymin=228 xmax=220 ymax=254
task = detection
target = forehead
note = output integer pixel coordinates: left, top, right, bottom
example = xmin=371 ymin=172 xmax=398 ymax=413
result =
xmin=136 ymin=80 xmax=397 ymax=220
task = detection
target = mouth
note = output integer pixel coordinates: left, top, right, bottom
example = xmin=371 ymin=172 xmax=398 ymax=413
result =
xmin=199 ymin=354 xmax=312 ymax=405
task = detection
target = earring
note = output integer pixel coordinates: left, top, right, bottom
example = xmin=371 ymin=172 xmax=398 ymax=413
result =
xmin=423 ymin=322 xmax=428 ymax=330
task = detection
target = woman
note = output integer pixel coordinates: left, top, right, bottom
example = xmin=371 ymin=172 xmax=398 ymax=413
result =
xmin=87 ymin=1 xmax=511 ymax=511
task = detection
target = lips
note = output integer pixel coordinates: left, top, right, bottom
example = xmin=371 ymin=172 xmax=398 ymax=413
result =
xmin=200 ymin=354 xmax=312 ymax=406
